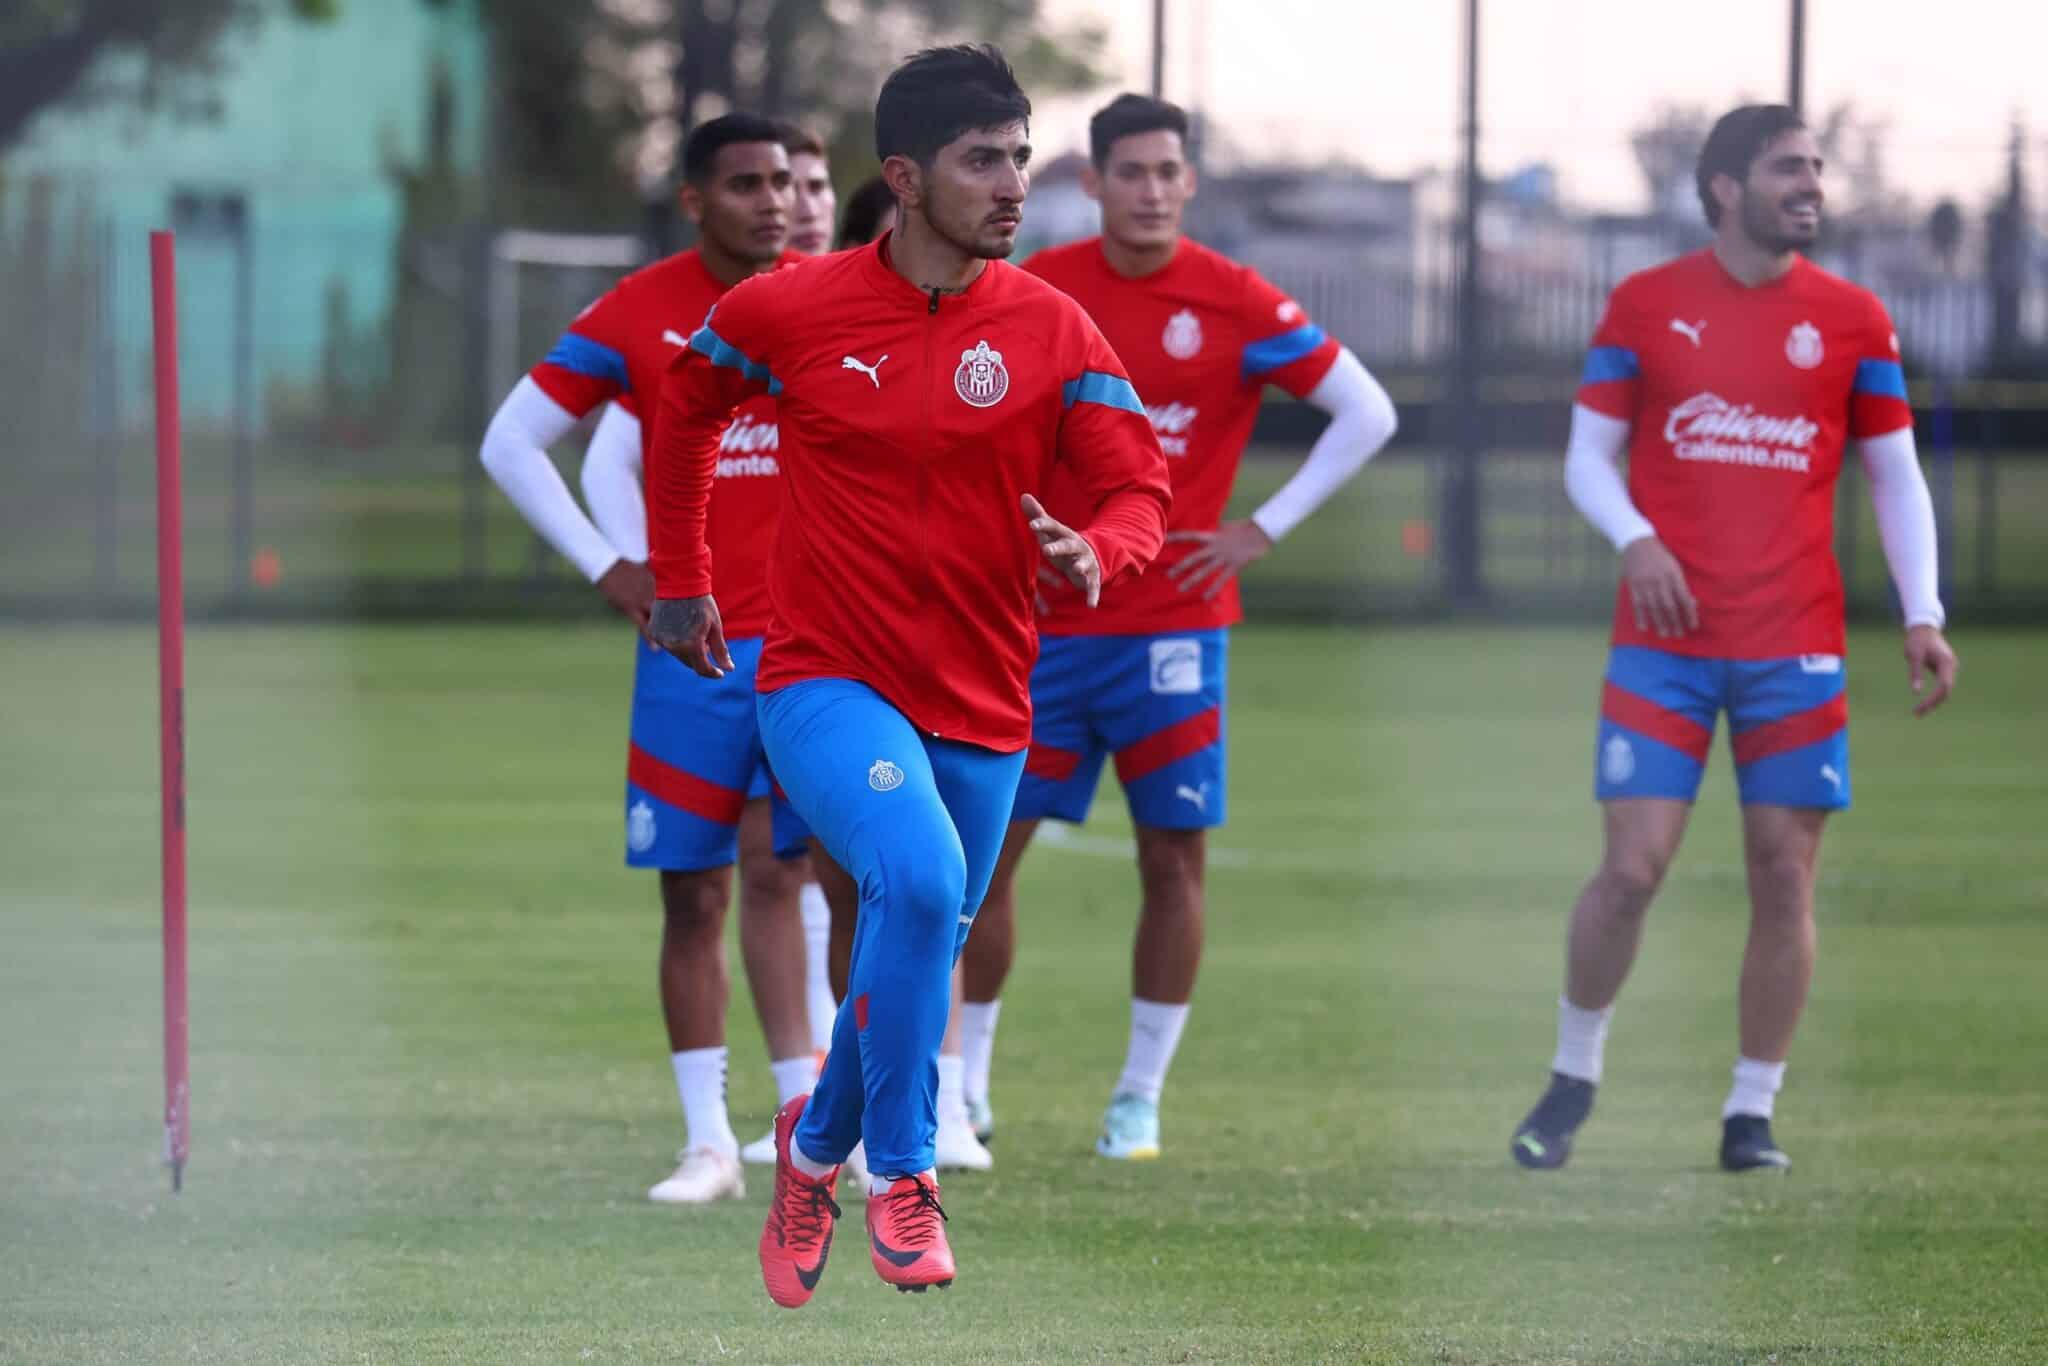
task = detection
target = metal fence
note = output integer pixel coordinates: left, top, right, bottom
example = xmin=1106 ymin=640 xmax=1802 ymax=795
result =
xmin=2 ymin=172 xmax=2044 ymax=624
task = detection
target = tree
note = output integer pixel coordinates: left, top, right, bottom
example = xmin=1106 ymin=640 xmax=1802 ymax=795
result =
xmin=479 ymin=0 xmax=1108 ymax=226
xmin=0 ymin=0 xmax=335 ymax=152
xmin=1629 ymin=105 xmax=1714 ymax=220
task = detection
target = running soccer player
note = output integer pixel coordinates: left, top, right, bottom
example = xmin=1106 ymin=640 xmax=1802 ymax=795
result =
xmin=646 ymin=46 xmax=1171 ymax=1306
xmin=957 ymin=93 xmax=1399 ymax=1160
xmin=1509 ymin=104 xmax=1957 ymax=1174
xmin=479 ymin=112 xmax=817 ymax=1207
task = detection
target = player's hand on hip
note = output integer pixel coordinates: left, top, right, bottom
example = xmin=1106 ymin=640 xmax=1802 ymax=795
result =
xmin=1904 ymin=623 xmax=1958 ymax=717
xmin=1022 ymin=494 xmax=1102 ymax=608
xmin=1619 ymin=536 xmax=1699 ymax=639
xmin=648 ymin=595 xmax=734 ymax=679
xmin=595 ymin=558 xmax=656 ymax=631
xmin=1165 ymin=520 xmax=1273 ymax=601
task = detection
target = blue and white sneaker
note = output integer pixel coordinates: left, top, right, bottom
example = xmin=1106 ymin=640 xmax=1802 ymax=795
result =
xmin=1095 ymin=1093 xmax=1161 ymax=1160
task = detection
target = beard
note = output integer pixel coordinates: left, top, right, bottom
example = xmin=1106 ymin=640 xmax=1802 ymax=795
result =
xmin=1739 ymin=190 xmax=1819 ymax=255
xmin=918 ymin=196 xmax=1020 ymax=261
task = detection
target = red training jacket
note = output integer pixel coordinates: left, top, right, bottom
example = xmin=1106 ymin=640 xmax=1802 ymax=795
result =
xmin=649 ymin=234 xmax=1172 ymax=752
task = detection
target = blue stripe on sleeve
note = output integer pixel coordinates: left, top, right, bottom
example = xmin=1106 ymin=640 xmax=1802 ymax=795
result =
xmin=689 ymin=324 xmax=783 ymax=396
xmin=543 ymin=332 xmax=629 ymax=388
xmin=1241 ymin=324 xmax=1328 ymax=379
xmin=1580 ymin=346 xmax=1640 ymax=386
xmin=1060 ymin=370 xmax=1145 ymax=415
xmin=1853 ymin=358 xmax=1907 ymax=400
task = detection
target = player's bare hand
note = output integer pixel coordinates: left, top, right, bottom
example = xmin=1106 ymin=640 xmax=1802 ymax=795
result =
xmin=648 ymin=595 xmax=734 ymax=679
xmin=595 ymin=558 xmax=655 ymax=630
xmin=1022 ymin=493 xmax=1102 ymax=608
xmin=1165 ymin=520 xmax=1273 ymax=601
xmin=1620 ymin=536 xmax=1699 ymax=639
xmin=1904 ymin=623 xmax=1957 ymax=717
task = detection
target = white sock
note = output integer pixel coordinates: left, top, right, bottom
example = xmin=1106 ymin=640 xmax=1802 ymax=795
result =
xmin=799 ymin=882 xmax=836 ymax=1054
xmin=869 ymin=1166 xmax=932 ymax=1197
xmin=960 ymin=1000 xmax=1001 ymax=1104
xmin=769 ymin=1055 xmax=817 ymax=1108
xmin=670 ymin=1047 xmax=738 ymax=1158
xmin=1551 ymin=996 xmax=1614 ymax=1084
xmin=1723 ymin=1056 xmax=1787 ymax=1120
xmin=790 ymin=1140 xmax=835 ymax=1180
xmin=1114 ymin=999 xmax=1190 ymax=1106
xmin=937 ymin=1053 xmax=968 ymax=1125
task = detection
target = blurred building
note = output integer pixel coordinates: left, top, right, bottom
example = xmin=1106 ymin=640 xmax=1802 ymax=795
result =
xmin=2 ymin=0 xmax=488 ymax=431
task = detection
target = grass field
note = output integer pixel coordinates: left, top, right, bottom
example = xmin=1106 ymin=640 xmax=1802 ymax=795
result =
xmin=3 ymin=622 xmax=2046 ymax=1364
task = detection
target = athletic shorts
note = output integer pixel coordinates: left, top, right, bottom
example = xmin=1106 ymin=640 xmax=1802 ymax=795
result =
xmin=624 ymin=636 xmax=810 ymax=870
xmin=1012 ymin=628 xmax=1227 ymax=830
xmin=1595 ymin=645 xmax=1850 ymax=809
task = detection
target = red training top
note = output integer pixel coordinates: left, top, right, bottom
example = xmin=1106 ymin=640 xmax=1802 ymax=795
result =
xmin=1025 ymin=236 xmax=1340 ymax=634
xmin=1577 ymin=250 xmax=1912 ymax=658
xmin=528 ymin=247 xmax=803 ymax=637
xmin=648 ymin=234 xmax=1173 ymax=752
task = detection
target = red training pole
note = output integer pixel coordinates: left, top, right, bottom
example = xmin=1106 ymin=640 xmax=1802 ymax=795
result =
xmin=151 ymin=230 xmax=190 ymax=1193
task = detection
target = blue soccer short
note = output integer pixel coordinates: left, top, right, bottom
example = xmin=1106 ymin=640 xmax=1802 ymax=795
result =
xmin=1594 ymin=645 xmax=1851 ymax=810
xmin=624 ymin=636 xmax=810 ymax=871
xmin=1012 ymin=628 xmax=1227 ymax=830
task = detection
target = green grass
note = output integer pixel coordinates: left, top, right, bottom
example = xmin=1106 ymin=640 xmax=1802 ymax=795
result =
xmin=3 ymin=622 xmax=2046 ymax=1363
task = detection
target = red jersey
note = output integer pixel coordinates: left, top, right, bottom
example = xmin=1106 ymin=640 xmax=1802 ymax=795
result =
xmin=528 ymin=247 xmax=803 ymax=637
xmin=649 ymin=235 xmax=1173 ymax=752
xmin=1578 ymin=250 xmax=1912 ymax=658
xmin=1024 ymin=236 xmax=1340 ymax=634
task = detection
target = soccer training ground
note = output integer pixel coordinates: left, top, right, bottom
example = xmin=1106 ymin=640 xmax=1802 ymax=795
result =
xmin=4 ymin=622 xmax=2044 ymax=1364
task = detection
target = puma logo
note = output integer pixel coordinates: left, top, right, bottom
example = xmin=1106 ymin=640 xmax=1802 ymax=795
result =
xmin=662 ymin=328 xmax=690 ymax=347
xmin=1174 ymin=783 xmax=1208 ymax=812
xmin=842 ymin=353 xmax=888 ymax=387
xmin=1669 ymin=318 xmax=1706 ymax=348
xmin=1821 ymin=764 xmax=1843 ymax=791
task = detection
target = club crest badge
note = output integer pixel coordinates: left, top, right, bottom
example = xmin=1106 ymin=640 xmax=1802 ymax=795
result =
xmin=954 ymin=339 xmax=1009 ymax=408
xmin=1162 ymin=308 xmax=1203 ymax=360
xmin=627 ymin=800 xmax=657 ymax=853
xmin=1785 ymin=321 xmax=1824 ymax=369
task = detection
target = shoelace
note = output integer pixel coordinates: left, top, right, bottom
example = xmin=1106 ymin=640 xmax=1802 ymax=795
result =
xmin=772 ymin=1174 xmax=842 ymax=1248
xmin=886 ymin=1178 xmax=948 ymax=1241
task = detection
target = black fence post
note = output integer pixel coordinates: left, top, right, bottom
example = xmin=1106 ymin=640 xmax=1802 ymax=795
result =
xmin=1441 ymin=0 xmax=1485 ymax=606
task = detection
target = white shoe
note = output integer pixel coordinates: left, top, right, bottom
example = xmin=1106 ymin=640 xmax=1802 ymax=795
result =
xmin=936 ymin=1111 xmax=995 ymax=1171
xmin=739 ymin=1128 xmax=778 ymax=1165
xmin=842 ymin=1141 xmax=869 ymax=1198
xmin=647 ymin=1148 xmax=745 ymax=1204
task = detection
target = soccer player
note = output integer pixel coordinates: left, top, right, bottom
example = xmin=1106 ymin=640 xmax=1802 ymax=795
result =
xmin=1509 ymin=104 xmax=1957 ymax=1174
xmin=837 ymin=174 xmax=898 ymax=249
xmin=478 ymin=112 xmax=817 ymax=1207
xmin=957 ymin=93 xmax=1399 ymax=1160
xmin=646 ymin=45 xmax=1171 ymax=1306
xmin=780 ymin=124 xmax=839 ymax=261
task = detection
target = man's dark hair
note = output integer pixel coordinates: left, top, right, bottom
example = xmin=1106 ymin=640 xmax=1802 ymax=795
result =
xmin=1695 ymin=104 xmax=1806 ymax=226
xmin=683 ymin=112 xmax=788 ymax=184
xmin=875 ymin=44 xmax=1031 ymax=166
xmin=778 ymin=123 xmax=826 ymax=160
xmin=838 ymin=175 xmax=897 ymax=247
xmin=1089 ymin=93 xmax=1189 ymax=168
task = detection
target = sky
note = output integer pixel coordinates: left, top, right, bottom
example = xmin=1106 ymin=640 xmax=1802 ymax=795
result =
xmin=1035 ymin=0 xmax=2042 ymax=213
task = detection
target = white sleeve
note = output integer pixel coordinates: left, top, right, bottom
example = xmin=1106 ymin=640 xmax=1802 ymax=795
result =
xmin=1858 ymin=427 xmax=1946 ymax=629
xmin=479 ymin=377 xmax=622 ymax=583
xmin=1563 ymin=403 xmax=1657 ymax=551
xmin=1248 ymin=348 xmax=1398 ymax=543
xmin=580 ymin=404 xmax=648 ymax=564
